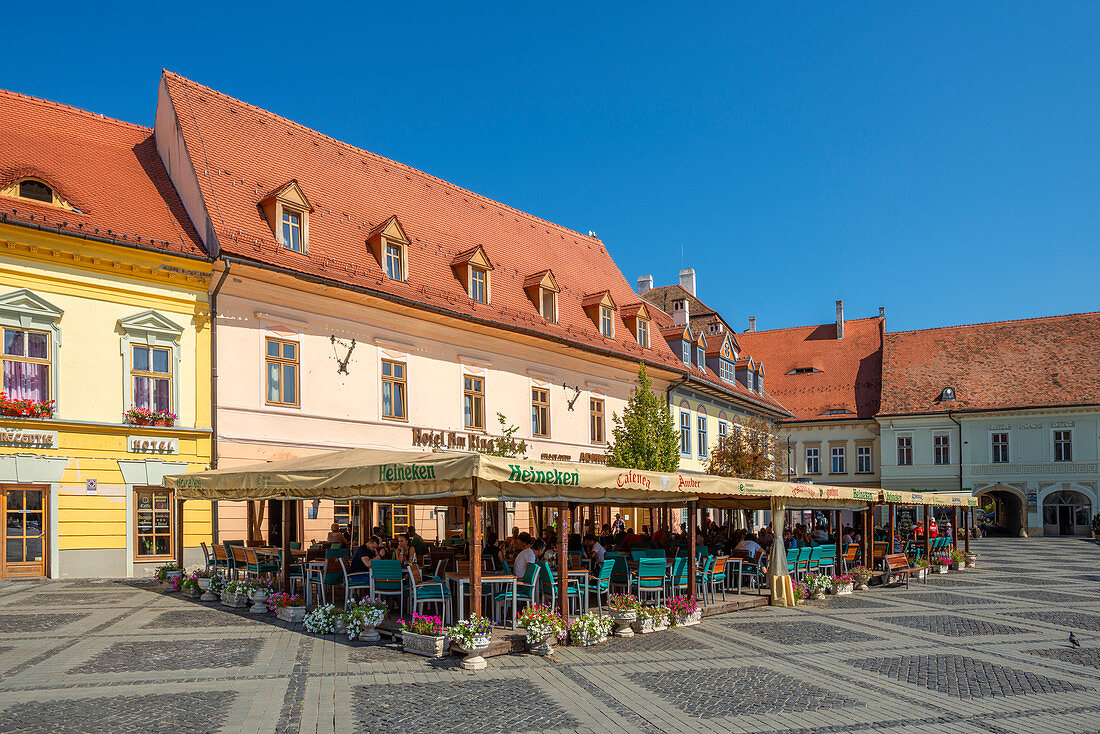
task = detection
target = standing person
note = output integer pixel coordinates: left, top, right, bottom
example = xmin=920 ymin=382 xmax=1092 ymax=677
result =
xmin=611 ymin=513 xmax=626 ymax=534
xmin=513 ymin=533 xmax=536 ymax=580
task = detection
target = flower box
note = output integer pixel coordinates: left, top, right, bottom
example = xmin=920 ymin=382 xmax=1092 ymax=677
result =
xmin=631 ymin=616 xmax=656 ymax=635
xmin=277 ymin=606 xmax=306 ymax=623
xmin=831 ymin=582 xmax=854 ymax=596
xmin=677 ymin=609 xmax=702 ymax=627
xmin=571 ymin=631 xmax=607 ymax=647
xmin=609 ymin=608 xmax=637 ymax=638
xmin=221 ymin=591 xmax=250 ymax=608
xmin=401 ymin=631 xmax=449 ymax=658
xmin=949 ymin=562 xmax=964 ymax=571
xmin=182 ymin=585 xmax=203 ymax=598
xmin=935 ymin=565 xmax=949 ymax=574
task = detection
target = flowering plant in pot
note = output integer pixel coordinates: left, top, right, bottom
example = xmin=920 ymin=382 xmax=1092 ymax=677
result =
xmin=125 ymin=407 xmax=156 ymax=425
xmin=221 ymin=579 xmax=250 ymax=608
xmin=518 ymin=603 xmax=566 ymax=656
xmin=0 ymin=392 xmax=54 ymax=418
xmin=398 ymin=613 xmax=448 ymax=658
xmin=304 ymin=604 xmax=341 ymax=635
xmin=343 ymin=598 xmax=386 ymax=641
xmin=830 ymin=573 xmax=855 ymax=595
xmin=449 ymin=615 xmax=494 ymax=669
xmin=668 ymin=595 xmax=700 ymax=626
xmin=964 ymin=551 xmax=978 ymax=568
xmin=245 ymin=579 xmax=274 ymax=613
xmin=804 ymin=573 xmax=831 ymax=600
xmin=632 ymin=604 xmax=665 ymax=634
xmin=154 ymin=410 xmax=177 ymax=427
xmin=607 ymin=593 xmax=639 ymax=637
xmin=792 ymin=580 xmax=808 ymax=604
xmin=570 ymin=611 xmax=613 ymax=647
xmin=268 ymin=592 xmax=306 ymax=622
xmin=930 ymin=555 xmax=949 ymax=573
xmin=850 ymin=566 xmax=873 ymax=590
xmin=204 ymin=572 xmax=227 ymax=601
xmin=949 ymin=549 xmax=966 ymax=571
xmin=154 ymin=562 xmax=181 ymax=584
xmin=179 ymin=572 xmax=202 ymax=597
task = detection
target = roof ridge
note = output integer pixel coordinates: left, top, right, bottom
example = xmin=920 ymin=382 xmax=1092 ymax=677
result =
xmin=888 ymin=310 xmax=1100 ymax=337
xmin=0 ymin=87 xmax=151 ymax=134
xmin=741 ymin=315 xmax=883 ymax=335
xmin=161 ymin=70 xmax=605 ymax=248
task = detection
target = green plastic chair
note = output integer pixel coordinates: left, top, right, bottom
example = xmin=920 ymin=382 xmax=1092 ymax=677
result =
xmin=495 ymin=560 xmax=538 ymax=625
xmin=537 ymin=561 xmax=582 ymax=615
xmin=369 ymin=559 xmax=405 ymax=617
xmin=695 ymin=555 xmax=715 ymax=605
xmin=817 ymin=546 xmax=837 ymax=576
xmin=668 ymin=557 xmax=690 ymax=598
xmin=806 ymin=546 xmax=825 ymax=574
xmin=588 ymin=557 xmax=615 ymax=614
xmin=711 ymin=555 xmax=729 ymax=601
xmin=795 ymin=547 xmax=811 ymax=579
xmin=405 ymin=564 xmax=451 ymax=624
xmin=631 ymin=557 xmax=666 ymax=606
xmin=606 ymin=552 xmax=631 ymax=594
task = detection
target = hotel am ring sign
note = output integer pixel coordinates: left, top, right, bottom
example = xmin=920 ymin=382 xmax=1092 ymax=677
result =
xmin=127 ymin=435 xmax=179 ymax=454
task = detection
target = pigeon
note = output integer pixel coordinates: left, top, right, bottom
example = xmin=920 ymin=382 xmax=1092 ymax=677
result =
xmin=1070 ymin=632 xmax=1081 ymax=649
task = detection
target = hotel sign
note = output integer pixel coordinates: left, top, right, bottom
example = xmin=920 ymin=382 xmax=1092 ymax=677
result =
xmin=128 ymin=435 xmax=179 ymax=454
xmin=0 ymin=427 xmax=58 ymax=448
xmin=411 ymin=427 xmax=525 ymax=455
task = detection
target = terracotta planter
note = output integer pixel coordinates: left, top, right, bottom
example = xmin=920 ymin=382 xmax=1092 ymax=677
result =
xmin=277 ymin=606 xmax=306 ymax=623
xmin=401 ymin=631 xmax=448 ymax=658
xmin=456 ymin=635 xmax=491 ymax=669
xmin=609 ymin=609 xmax=636 ymax=637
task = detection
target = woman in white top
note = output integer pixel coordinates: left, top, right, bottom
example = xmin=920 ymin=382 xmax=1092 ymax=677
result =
xmin=512 ymin=533 xmax=536 ymax=580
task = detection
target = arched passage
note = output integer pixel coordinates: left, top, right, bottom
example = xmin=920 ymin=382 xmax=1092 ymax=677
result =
xmin=1042 ymin=489 xmax=1093 ymax=536
xmin=976 ymin=486 xmax=1027 ymax=537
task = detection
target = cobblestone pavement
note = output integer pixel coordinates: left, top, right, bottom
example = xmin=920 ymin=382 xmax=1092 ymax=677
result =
xmin=0 ymin=537 xmax=1097 ymax=733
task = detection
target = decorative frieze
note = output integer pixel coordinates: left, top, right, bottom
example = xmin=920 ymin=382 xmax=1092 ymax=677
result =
xmin=971 ymin=462 xmax=1098 ymax=476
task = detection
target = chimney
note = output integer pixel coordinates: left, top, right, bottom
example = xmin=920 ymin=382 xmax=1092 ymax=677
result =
xmin=637 ymin=274 xmax=654 ymax=295
xmin=679 ymin=268 xmax=696 ymax=296
xmin=748 ymin=316 xmax=756 ymax=333
xmin=879 ymin=306 xmax=885 ymax=319
xmin=672 ymin=298 xmax=689 ymax=327
xmin=836 ymin=299 xmax=845 ymax=340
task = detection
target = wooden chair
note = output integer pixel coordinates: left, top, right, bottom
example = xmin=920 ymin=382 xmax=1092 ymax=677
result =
xmin=841 ymin=543 xmax=859 ymax=572
xmin=211 ymin=543 xmax=231 ymax=575
xmin=231 ymin=545 xmax=249 ymax=581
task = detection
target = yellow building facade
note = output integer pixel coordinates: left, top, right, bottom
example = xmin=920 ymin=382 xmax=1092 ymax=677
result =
xmin=0 ymin=223 xmax=212 ymax=579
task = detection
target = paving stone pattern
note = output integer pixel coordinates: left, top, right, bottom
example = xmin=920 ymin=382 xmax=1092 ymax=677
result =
xmin=874 ymin=614 xmax=1034 ymax=637
xmin=70 ymin=638 xmax=263 ymax=673
xmin=351 ymin=679 xmax=579 ymax=733
xmin=0 ymin=536 xmax=1097 ymax=734
xmin=847 ymin=654 xmax=1090 ymax=698
xmin=0 ymin=691 xmax=232 ymax=733
xmin=0 ymin=613 xmax=88 ymax=633
xmin=727 ymin=620 xmax=882 ymax=644
xmin=626 ymin=666 xmax=860 ymax=716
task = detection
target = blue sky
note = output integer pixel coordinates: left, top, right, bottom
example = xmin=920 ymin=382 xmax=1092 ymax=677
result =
xmin=6 ymin=3 xmax=1098 ymax=332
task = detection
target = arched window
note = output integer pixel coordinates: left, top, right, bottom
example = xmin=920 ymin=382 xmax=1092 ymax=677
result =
xmin=19 ymin=180 xmax=53 ymax=203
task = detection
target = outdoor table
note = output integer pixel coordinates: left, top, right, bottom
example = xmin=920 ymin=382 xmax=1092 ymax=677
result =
xmin=446 ymin=572 xmax=517 ymax=628
xmin=725 ymin=557 xmax=744 ymax=595
xmin=567 ymin=568 xmax=590 ymax=613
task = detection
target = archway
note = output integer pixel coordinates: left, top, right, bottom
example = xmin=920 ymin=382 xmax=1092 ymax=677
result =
xmin=976 ymin=486 xmax=1027 ymax=537
xmin=1042 ymin=489 xmax=1093 ymax=536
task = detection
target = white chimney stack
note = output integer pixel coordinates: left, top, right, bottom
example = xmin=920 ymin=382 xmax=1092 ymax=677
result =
xmin=637 ymin=274 xmax=654 ymax=295
xmin=748 ymin=316 xmax=756 ymax=332
xmin=836 ymin=299 xmax=845 ymax=340
xmin=679 ymin=268 xmax=696 ymax=296
xmin=672 ymin=298 xmax=689 ymax=327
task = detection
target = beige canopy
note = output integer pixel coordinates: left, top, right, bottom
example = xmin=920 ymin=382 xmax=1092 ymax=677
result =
xmin=163 ymin=448 xmax=876 ymax=507
xmin=882 ymin=489 xmax=978 ymax=507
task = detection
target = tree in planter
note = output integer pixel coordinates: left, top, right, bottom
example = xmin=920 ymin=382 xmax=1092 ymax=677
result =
xmin=607 ymin=364 xmax=679 ymax=472
xmin=706 ymin=415 xmax=782 ymax=480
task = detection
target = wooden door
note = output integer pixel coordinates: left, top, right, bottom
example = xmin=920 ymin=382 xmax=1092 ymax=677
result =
xmin=3 ymin=485 xmax=47 ymax=579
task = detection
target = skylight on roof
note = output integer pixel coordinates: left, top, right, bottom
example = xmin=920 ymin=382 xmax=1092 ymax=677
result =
xmin=820 ymin=408 xmax=855 ymax=415
xmin=788 ymin=367 xmax=822 ymax=375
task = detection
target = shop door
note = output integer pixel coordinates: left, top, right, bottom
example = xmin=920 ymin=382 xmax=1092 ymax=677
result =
xmin=3 ymin=486 xmax=47 ymax=579
xmin=1057 ymin=507 xmax=1073 ymax=536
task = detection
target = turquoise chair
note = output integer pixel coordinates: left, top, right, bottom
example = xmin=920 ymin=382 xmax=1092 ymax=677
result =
xmin=339 ymin=557 xmax=371 ymax=606
xmin=496 ymin=561 xmax=538 ymax=626
xmin=369 ymin=560 xmax=405 ymax=617
xmin=795 ymin=547 xmax=811 ymax=579
xmin=806 ymin=546 xmax=825 ymax=575
xmin=817 ymin=546 xmax=837 ymax=576
xmin=711 ymin=555 xmax=729 ymax=601
xmin=281 ymin=549 xmax=305 ymax=597
xmin=786 ymin=547 xmax=799 ymax=575
xmin=405 ymin=564 xmax=451 ymax=624
xmin=667 ymin=557 xmax=690 ymax=598
xmin=630 ymin=549 xmax=647 ymax=562
xmin=695 ymin=545 xmax=709 ymax=560
xmin=606 ymin=552 xmax=631 ymax=594
xmin=631 ymin=557 xmax=666 ymax=606
xmin=644 ymin=548 xmax=667 ymax=559
xmin=588 ymin=556 xmax=615 ymax=614
xmin=695 ymin=555 xmax=715 ymax=605
xmin=537 ymin=562 xmax=582 ymax=615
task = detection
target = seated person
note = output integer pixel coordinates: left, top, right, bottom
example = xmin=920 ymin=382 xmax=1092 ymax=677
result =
xmin=513 ymin=533 xmax=536 ymax=580
xmin=349 ymin=536 xmax=380 ymax=574
xmin=326 ymin=523 xmax=345 ymax=544
xmin=484 ymin=531 xmax=502 ymax=569
xmin=393 ymin=533 xmax=418 ymax=566
xmin=583 ymin=533 xmax=606 ymax=570
xmin=735 ymin=533 xmax=764 ymax=559
xmin=621 ymin=527 xmax=643 ymax=548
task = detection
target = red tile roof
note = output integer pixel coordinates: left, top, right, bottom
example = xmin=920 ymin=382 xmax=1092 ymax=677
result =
xmin=0 ymin=89 xmax=205 ymax=258
xmin=880 ymin=311 xmax=1100 ymax=416
xmin=737 ymin=316 xmax=884 ymax=421
xmin=159 ymin=71 xmax=693 ymax=369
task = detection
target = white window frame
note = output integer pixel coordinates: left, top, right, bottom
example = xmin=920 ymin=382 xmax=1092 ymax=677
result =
xmin=830 ymin=445 xmax=846 ymax=474
xmin=1053 ymin=429 xmax=1073 ymax=462
xmin=897 ymin=435 xmax=913 ymax=466
xmin=856 ymin=445 xmax=872 ymax=474
xmin=0 ymin=289 xmax=63 ymax=409
xmin=991 ymin=431 xmax=1010 ymax=464
xmin=933 ymin=434 xmax=950 ymax=465
xmin=805 ymin=446 xmax=820 ymax=475
xmin=119 ymin=310 xmax=184 ymax=419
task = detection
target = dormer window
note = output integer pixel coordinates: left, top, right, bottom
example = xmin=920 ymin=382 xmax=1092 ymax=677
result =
xmin=637 ymin=318 xmax=649 ymax=348
xmin=524 ymin=270 xmax=560 ymax=324
xmin=451 ymin=246 xmax=494 ymax=304
xmin=367 ymin=216 xmax=412 ymax=283
xmin=582 ymin=291 xmax=617 ymax=338
xmin=788 ymin=367 xmax=822 ymax=375
xmin=19 ymin=180 xmax=52 ymax=203
xmin=259 ymin=180 xmax=312 ymax=254
xmin=939 ymin=386 xmax=956 ymax=401
xmin=600 ymin=307 xmax=614 ymax=337
xmin=282 ymin=210 xmax=302 ymax=253
xmin=681 ymin=340 xmax=690 ymax=365
xmin=620 ymin=303 xmax=650 ymax=349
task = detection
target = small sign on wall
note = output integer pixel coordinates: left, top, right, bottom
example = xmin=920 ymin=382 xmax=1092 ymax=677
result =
xmin=85 ymin=478 xmax=97 ymax=495
xmin=127 ymin=436 xmax=179 ymax=454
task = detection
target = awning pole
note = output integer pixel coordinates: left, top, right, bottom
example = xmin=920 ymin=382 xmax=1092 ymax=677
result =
xmin=469 ymin=481 xmax=482 ymax=621
xmin=923 ymin=505 xmax=931 ymax=559
xmin=964 ymin=508 xmax=970 ymax=553
xmin=688 ymin=501 xmax=697 ymax=600
xmin=558 ymin=501 xmax=569 ymax=620
xmin=952 ymin=506 xmax=959 ymax=552
xmin=175 ymin=498 xmax=185 ymax=569
xmin=281 ymin=499 xmax=291 ymax=593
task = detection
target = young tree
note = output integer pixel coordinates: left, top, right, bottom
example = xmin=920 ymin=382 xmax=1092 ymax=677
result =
xmin=607 ymin=364 xmax=680 ymax=472
xmin=706 ymin=415 xmax=782 ymax=480
xmin=477 ymin=412 xmax=527 ymax=458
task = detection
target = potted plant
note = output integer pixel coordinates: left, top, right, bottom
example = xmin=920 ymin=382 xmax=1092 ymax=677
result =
xmin=154 ymin=409 xmax=177 ymax=427
xmin=304 ymin=604 xmax=341 ymax=635
xmin=804 ymin=573 xmax=831 ymax=600
xmin=949 ymin=549 xmax=966 ymax=571
xmin=449 ymin=615 xmax=494 ymax=669
xmin=850 ymin=566 xmax=873 ymax=590
xmin=607 ymin=593 xmax=639 ymax=637
xmin=914 ymin=558 xmax=930 ymax=579
xmin=203 ymin=572 xmax=226 ymax=601
xmin=1091 ymin=512 xmax=1100 ymax=541
xmin=221 ymin=579 xmax=250 ymax=608
xmin=398 ymin=613 xmax=448 ymax=658
xmin=964 ymin=551 xmax=978 ymax=568
xmin=155 ymin=562 xmax=182 ymax=586
xmin=125 ymin=406 xmax=156 ymax=426
xmin=570 ymin=611 xmax=613 ymax=647
xmin=830 ymin=573 xmax=855 ymax=595
xmin=631 ymin=604 xmax=662 ymax=634
xmin=268 ymin=592 xmax=306 ymax=622
xmin=930 ymin=555 xmax=949 ymax=574
xmin=343 ymin=598 xmax=386 ymax=642
xmin=518 ymin=603 xmax=566 ymax=656
xmin=247 ymin=579 xmax=273 ymax=613
xmin=792 ymin=580 xmax=808 ymax=605
xmin=0 ymin=392 xmax=54 ymax=418
xmin=669 ymin=595 xmax=701 ymax=626
xmin=180 ymin=572 xmax=202 ymax=598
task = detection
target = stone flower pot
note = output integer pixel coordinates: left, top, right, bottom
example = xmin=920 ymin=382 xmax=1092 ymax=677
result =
xmin=526 ymin=631 xmax=556 ymax=657
xmin=277 ymin=605 xmax=306 ymax=623
xmin=164 ymin=570 xmax=183 ymax=586
xmin=401 ymin=631 xmax=448 ymax=658
xmin=355 ymin=622 xmax=381 ymax=643
xmin=677 ymin=609 xmax=702 ymax=627
xmin=221 ymin=591 xmax=250 ymax=608
xmin=631 ymin=616 xmax=656 ymax=635
xmin=854 ymin=578 xmax=871 ymax=591
xmin=935 ymin=565 xmax=949 ymax=574
xmin=950 ymin=562 xmax=964 ymax=571
xmin=455 ymin=635 xmax=491 ymax=670
xmin=831 ymin=583 xmax=854 ymax=596
xmin=652 ymin=615 xmax=669 ymax=632
xmin=810 ymin=590 xmax=826 ymax=600
xmin=249 ymin=591 xmax=270 ymax=614
xmin=964 ymin=553 xmax=978 ymax=568
xmin=609 ymin=609 xmax=637 ymax=637
xmin=571 ymin=630 xmax=607 ymax=647
xmin=197 ymin=577 xmax=211 ymax=591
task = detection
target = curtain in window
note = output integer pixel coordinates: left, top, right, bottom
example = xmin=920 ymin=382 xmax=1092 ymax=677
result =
xmin=4 ymin=361 xmax=48 ymax=401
